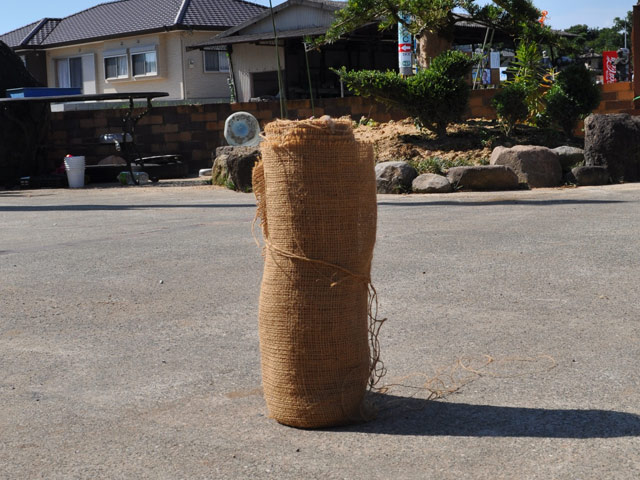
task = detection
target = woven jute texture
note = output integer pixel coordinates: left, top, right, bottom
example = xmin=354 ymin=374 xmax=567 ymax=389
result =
xmin=253 ymin=117 xmax=377 ymax=428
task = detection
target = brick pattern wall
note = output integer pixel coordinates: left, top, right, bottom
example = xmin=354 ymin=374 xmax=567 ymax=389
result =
xmin=594 ymin=82 xmax=635 ymax=114
xmin=45 ymin=84 xmax=634 ymax=172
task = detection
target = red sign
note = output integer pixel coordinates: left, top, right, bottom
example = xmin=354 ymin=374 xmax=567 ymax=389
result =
xmin=398 ymin=43 xmax=412 ymax=53
xmin=603 ymin=51 xmax=617 ymax=84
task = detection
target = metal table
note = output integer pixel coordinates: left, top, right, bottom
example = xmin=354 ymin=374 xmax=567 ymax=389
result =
xmin=0 ymin=91 xmax=169 ymax=185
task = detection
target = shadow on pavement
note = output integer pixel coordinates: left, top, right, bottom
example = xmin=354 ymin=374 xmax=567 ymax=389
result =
xmin=0 ymin=204 xmax=255 ymax=212
xmin=378 ymin=199 xmax=626 ymax=207
xmin=335 ymin=395 xmax=640 ymax=438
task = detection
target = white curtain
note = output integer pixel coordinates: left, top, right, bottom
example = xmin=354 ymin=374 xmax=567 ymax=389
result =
xmin=56 ymin=59 xmax=70 ymax=88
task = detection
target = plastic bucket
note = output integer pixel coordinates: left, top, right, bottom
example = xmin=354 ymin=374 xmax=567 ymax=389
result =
xmin=64 ymin=156 xmax=85 ymax=188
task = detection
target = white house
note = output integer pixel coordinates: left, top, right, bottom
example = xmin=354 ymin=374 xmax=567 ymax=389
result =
xmin=0 ymin=0 xmax=265 ymax=100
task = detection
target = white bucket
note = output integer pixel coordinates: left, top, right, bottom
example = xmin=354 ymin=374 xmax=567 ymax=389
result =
xmin=64 ymin=156 xmax=85 ymax=188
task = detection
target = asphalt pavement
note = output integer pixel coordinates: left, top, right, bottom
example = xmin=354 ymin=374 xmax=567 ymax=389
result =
xmin=1 ymin=182 xmax=639 ymax=479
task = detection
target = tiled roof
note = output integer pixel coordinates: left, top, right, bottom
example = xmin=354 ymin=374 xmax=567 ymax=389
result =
xmin=0 ymin=0 xmax=266 ymax=49
xmin=198 ymin=0 xmax=342 ymax=47
xmin=181 ymin=0 xmax=266 ymax=27
xmin=0 ymin=21 xmax=41 ymax=47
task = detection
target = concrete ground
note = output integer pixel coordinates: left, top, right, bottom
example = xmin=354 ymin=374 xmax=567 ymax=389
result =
xmin=1 ymin=182 xmax=639 ymax=479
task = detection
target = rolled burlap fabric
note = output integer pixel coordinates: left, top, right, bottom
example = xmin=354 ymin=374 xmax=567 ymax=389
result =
xmin=253 ymin=116 xmax=377 ymax=428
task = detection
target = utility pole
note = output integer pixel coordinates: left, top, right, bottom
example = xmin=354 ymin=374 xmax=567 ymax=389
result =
xmin=634 ymin=4 xmax=640 ymax=109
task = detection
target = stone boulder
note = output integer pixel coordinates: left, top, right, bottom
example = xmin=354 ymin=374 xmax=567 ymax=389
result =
xmin=571 ymin=166 xmax=610 ymax=186
xmin=446 ymin=165 xmax=519 ymax=191
xmin=213 ymin=146 xmax=260 ymax=192
xmin=490 ymin=145 xmax=562 ymax=188
xmin=552 ymin=146 xmax=585 ymax=172
xmin=375 ymin=161 xmax=418 ymax=194
xmin=412 ymin=173 xmax=452 ymax=193
xmin=212 ymin=154 xmax=229 ymax=186
xmin=584 ymin=114 xmax=640 ymax=183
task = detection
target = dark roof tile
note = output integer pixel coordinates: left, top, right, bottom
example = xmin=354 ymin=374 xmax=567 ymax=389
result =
xmin=182 ymin=0 xmax=265 ymax=28
xmin=0 ymin=20 xmax=42 ymax=47
xmin=1 ymin=0 xmax=266 ymax=48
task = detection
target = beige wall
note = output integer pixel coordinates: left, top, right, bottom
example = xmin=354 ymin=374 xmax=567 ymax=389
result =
xmin=243 ymin=5 xmax=335 ymax=34
xmin=45 ymin=30 xmax=229 ymax=100
xmin=181 ymin=31 xmax=232 ymax=100
xmin=231 ymin=43 xmax=285 ymax=102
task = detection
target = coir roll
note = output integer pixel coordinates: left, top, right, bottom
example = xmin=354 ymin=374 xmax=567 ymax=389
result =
xmin=253 ymin=116 xmax=377 ymax=428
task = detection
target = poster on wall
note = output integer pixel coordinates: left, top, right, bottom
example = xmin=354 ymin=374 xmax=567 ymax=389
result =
xmin=602 ymin=51 xmax=617 ymax=84
xmin=472 ymin=68 xmax=492 ymax=85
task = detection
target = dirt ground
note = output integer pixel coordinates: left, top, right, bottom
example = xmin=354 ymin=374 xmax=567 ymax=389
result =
xmin=352 ymin=117 xmax=584 ymax=169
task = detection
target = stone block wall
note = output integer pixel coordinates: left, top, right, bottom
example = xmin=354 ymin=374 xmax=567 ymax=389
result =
xmin=594 ymin=82 xmax=635 ymax=114
xmin=45 ymin=84 xmax=634 ymax=173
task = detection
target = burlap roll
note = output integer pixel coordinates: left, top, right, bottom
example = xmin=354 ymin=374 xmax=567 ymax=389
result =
xmin=253 ymin=117 xmax=377 ymax=428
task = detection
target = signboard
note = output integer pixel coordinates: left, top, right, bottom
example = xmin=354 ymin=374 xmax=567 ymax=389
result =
xmin=472 ymin=68 xmax=491 ymax=85
xmin=398 ymin=13 xmax=413 ymax=76
xmin=603 ymin=51 xmax=617 ymax=84
xmin=489 ymin=51 xmax=501 ymax=69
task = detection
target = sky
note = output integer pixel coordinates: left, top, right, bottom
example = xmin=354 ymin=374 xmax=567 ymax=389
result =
xmin=0 ymin=0 xmax=634 ymax=36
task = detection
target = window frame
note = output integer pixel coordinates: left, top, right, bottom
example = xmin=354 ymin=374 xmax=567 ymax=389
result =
xmin=203 ymin=50 xmax=229 ymax=73
xmin=131 ymin=50 xmax=158 ymax=77
xmin=55 ymin=56 xmax=84 ymax=89
xmin=130 ymin=44 xmax=159 ymax=78
xmin=104 ymin=53 xmax=129 ymax=80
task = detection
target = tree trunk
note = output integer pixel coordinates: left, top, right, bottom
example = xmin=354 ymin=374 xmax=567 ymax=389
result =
xmin=416 ymin=31 xmax=452 ymax=68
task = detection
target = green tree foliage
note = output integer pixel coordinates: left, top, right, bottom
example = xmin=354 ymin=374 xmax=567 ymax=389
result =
xmin=502 ymin=39 xmax=552 ymax=123
xmin=320 ymin=0 xmax=549 ymax=55
xmin=323 ymin=0 xmax=475 ymax=43
xmin=543 ymin=64 xmax=601 ymax=136
xmin=491 ymin=83 xmax=529 ymax=136
xmin=334 ymin=50 xmax=475 ymax=136
xmin=557 ymin=10 xmax=632 ymax=56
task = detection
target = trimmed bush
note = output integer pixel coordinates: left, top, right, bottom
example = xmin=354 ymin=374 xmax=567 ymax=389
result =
xmin=335 ymin=51 xmax=475 ymax=136
xmin=544 ymin=64 xmax=601 ymax=136
xmin=492 ymin=83 xmax=529 ymax=136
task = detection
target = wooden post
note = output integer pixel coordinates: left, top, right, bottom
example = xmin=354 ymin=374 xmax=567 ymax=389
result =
xmin=633 ymin=4 xmax=640 ymax=109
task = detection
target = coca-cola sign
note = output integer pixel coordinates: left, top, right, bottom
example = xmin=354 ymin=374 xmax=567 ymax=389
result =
xmin=603 ymin=51 xmax=617 ymax=84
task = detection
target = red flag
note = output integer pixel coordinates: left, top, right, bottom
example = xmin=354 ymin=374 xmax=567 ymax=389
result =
xmin=603 ymin=51 xmax=617 ymax=84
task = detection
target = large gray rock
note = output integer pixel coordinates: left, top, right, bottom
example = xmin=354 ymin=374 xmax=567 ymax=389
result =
xmin=490 ymin=145 xmax=562 ymax=188
xmin=571 ymin=166 xmax=610 ymax=186
xmin=412 ymin=173 xmax=452 ymax=193
xmin=375 ymin=161 xmax=418 ymax=194
xmin=584 ymin=114 xmax=640 ymax=183
xmin=214 ymin=146 xmax=260 ymax=192
xmin=446 ymin=165 xmax=519 ymax=191
xmin=552 ymin=146 xmax=585 ymax=172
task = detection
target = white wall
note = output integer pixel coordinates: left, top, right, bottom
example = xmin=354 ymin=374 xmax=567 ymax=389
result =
xmin=45 ymin=30 xmax=230 ymax=100
xmin=181 ymin=31 xmax=231 ymax=100
xmin=231 ymin=43 xmax=285 ymax=102
xmin=243 ymin=5 xmax=335 ymax=34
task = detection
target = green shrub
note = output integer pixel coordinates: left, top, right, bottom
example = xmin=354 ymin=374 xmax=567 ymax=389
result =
xmin=507 ymin=40 xmax=548 ymax=121
xmin=544 ymin=85 xmax=579 ymax=136
xmin=544 ymin=64 xmax=601 ymax=136
xmin=555 ymin=64 xmax=601 ymax=114
xmin=491 ymin=83 xmax=529 ymax=136
xmin=335 ymin=51 xmax=475 ymax=136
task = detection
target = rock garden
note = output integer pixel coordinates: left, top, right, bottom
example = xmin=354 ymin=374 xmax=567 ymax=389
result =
xmin=212 ymin=47 xmax=639 ymax=195
xmin=212 ymin=112 xmax=638 ymax=195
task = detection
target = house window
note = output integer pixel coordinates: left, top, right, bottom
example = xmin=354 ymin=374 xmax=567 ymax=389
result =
xmin=56 ymin=57 xmax=83 ymax=88
xmin=132 ymin=51 xmax=157 ymax=77
xmin=204 ymin=50 xmax=229 ymax=72
xmin=104 ymin=54 xmax=128 ymax=79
